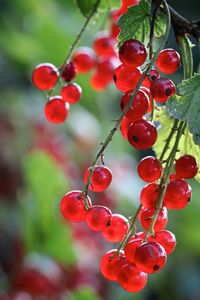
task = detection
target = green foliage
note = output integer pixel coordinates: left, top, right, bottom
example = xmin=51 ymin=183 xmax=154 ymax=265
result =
xmin=69 ymin=287 xmax=101 ymax=300
xmin=166 ymin=74 xmax=200 ymax=146
xmin=75 ymin=0 xmax=120 ymax=17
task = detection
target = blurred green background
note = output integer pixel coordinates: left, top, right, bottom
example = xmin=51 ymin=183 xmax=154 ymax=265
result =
xmin=0 ymin=0 xmax=200 ymax=299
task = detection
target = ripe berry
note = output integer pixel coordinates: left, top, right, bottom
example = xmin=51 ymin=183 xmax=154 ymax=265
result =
xmin=90 ymin=73 xmax=108 ymax=91
xmin=149 ymin=69 xmax=160 ymax=81
xmin=149 ymin=230 xmax=176 ymax=255
xmin=139 ymin=207 xmax=168 ymax=231
xmin=163 ymin=179 xmax=192 ymax=209
xmin=113 ymin=64 xmax=142 ymax=92
xmin=72 ymin=47 xmax=96 ymax=73
xmin=93 ymin=32 xmax=116 ymax=57
xmin=32 ymin=63 xmax=59 ymax=91
xmin=119 ymin=39 xmax=147 ymax=67
xmin=135 ymin=241 xmax=167 ymax=273
xmin=138 ymin=156 xmax=162 ymax=182
xmin=60 ymin=190 xmax=91 ymax=222
xmin=83 ymin=165 xmax=112 ymax=192
xmin=124 ymin=238 xmax=143 ymax=263
xmin=102 ymin=214 xmax=129 ymax=243
xmin=44 ymin=96 xmax=69 ymax=124
xmin=156 ymin=48 xmax=180 ymax=74
xmin=61 ymin=61 xmax=76 ymax=82
xmin=100 ymin=249 xmax=124 ymax=281
xmin=117 ymin=263 xmax=148 ymax=293
xmin=96 ymin=57 xmax=118 ymax=82
xmin=85 ymin=205 xmax=112 ymax=232
xmin=120 ymin=116 xmax=132 ymax=140
xmin=175 ymin=154 xmax=198 ymax=179
xmin=150 ymin=78 xmax=176 ymax=103
xmin=61 ymin=83 xmax=82 ymax=104
xmin=114 ymin=255 xmax=128 ymax=277
xmin=127 ymin=119 xmax=157 ymax=150
xmin=140 ymin=183 xmax=159 ymax=208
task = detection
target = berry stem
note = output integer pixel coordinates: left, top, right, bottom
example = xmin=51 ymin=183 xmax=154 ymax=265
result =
xmin=177 ymin=35 xmax=193 ymax=79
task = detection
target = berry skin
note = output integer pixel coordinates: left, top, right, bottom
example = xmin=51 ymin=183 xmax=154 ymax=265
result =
xmin=44 ymin=96 xmax=69 ymax=124
xmin=117 ymin=263 xmax=148 ymax=293
xmin=127 ymin=119 xmax=157 ymax=150
xmin=163 ymin=179 xmax=192 ymax=209
xmin=135 ymin=241 xmax=167 ymax=274
xmin=83 ymin=165 xmax=112 ymax=192
xmin=93 ymin=32 xmax=116 ymax=57
xmin=148 ymin=230 xmax=176 ymax=255
xmin=100 ymin=249 xmax=124 ymax=281
xmin=32 ymin=63 xmax=59 ymax=91
xmin=140 ymin=183 xmax=159 ymax=208
xmin=119 ymin=39 xmax=147 ymax=67
xmin=90 ymin=73 xmax=108 ymax=91
xmin=124 ymin=238 xmax=143 ymax=263
xmin=72 ymin=47 xmax=96 ymax=73
xmin=156 ymin=48 xmax=180 ymax=74
xmin=120 ymin=116 xmax=132 ymax=140
xmin=60 ymin=190 xmax=91 ymax=222
xmin=139 ymin=207 xmax=168 ymax=231
xmin=61 ymin=83 xmax=82 ymax=104
xmin=150 ymin=78 xmax=176 ymax=103
xmin=113 ymin=64 xmax=142 ymax=92
xmin=85 ymin=205 xmax=112 ymax=232
xmin=138 ymin=156 xmax=162 ymax=182
xmin=96 ymin=57 xmax=118 ymax=82
xmin=61 ymin=61 xmax=76 ymax=82
xmin=102 ymin=214 xmax=129 ymax=243
xmin=175 ymin=154 xmax=198 ymax=179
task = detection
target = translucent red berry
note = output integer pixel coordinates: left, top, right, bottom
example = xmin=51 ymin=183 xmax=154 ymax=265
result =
xmin=150 ymin=78 xmax=176 ymax=103
xmin=96 ymin=57 xmax=118 ymax=82
xmin=60 ymin=190 xmax=91 ymax=222
xmin=83 ymin=165 xmax=112 ymax=192
xmin=119 ymin=39 xmax=147 ymax=67
xmin=61 ymin=61 xmax=76 ymax=82
xmin=124 ymin=238 xmax=143 ymax=263
xmin=61 ymin=83 xmax=82 ymax=104
xmin=44 ymin=96 xmax=69 ymax=124
xmin=85 ymin=205 xmax=112 ymax=232
xmin=149 ymin=69 xmax=160 ymax=81
xmin=113 ymin=64 xmax=142 ymax=92
xmin=140 ymin=183 xmax=159 ymax=208
xmin=135 ymin=241 xmax=167 ymax=273
xmin=138 ymin=156 xmax=162 ymax=182
xmin=102 ymin=214 xmax=129 ymax=243
xmin=32 ymin=63 xmax=58 ymax=91
xmin=93 ymin=32 xmax=116 ymax=57
xmin=100 ymin=249 xmax=124 ymax=281
xmin=148 ymin=230 xmax=176 ymax=255
xmin=175 ymin=154 xmax=198 ymax=179
xmin=139 ymin=207 xmax=168 ymax=231
xmin=72 ymin=47 xmax=96 ymax=73
xmin=156 ymin=48 xmax=180 ymax=74
xmin=90 ymin=73 xmax=108 ymax=91
xmin=127 ymin=119 xmax=157 ymax=150
xmin=120 ymin=116 xmax=132 ymax=140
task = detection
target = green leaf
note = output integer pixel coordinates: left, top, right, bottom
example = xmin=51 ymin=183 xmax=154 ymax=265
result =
xmin=153 ymin=109 xmax=200 ymax=183
xmin=154 ymin=11 xmax=167 ymax=37
xmin=69 ymin=287 xmax=101 ymax=300
xmin=166 ymin=74 xmax=200 ymax=146
xmin=75 ymin=0 xmax=120 ymax=17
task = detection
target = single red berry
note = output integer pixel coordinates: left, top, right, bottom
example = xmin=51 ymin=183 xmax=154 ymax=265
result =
xmin=117 ymin=263 xmax=148 ymax=293
xmin=93 ymin=32 xmax=116 ymax=57
xmin=119 ymin=39 xmax=147 ymax=67
xmin=72 ymin=47 xmax=96 ymax=73
xmin=124 ymin=238 xmax=143 ymax=263
xmin=61 ymin=61 xmax=76 ymax=82
xmin=163 ymin=179 xmax=192 ymax=209
xmin=85 ymin=205 xmax=112 ymax=232
xmin=100 ymin=249 xmax=124 ymax=281
xmin=175 ymin=154 xmax=198 ymax=179
xmin=139 ymin=207 xmax=168 ymax=231
xmin=96 ymin=57 xmax=119 ymax=82
xmin=135 ymin=241 xmax=167 ymax=273
xmin=148 ymin=230 xmax=176 ymax=255
xmin=102 ymin=214 xmax=129 ymax=243
xmin=156 ymin=48 xmax=180 ymax=74
xmin=60 ymin=190 xmax=91 ymax=222
xmin=44 ymin=96 xmax=69 ymax=124
xmin=32 ymin=63 xmax=59 ymax=91
xmin=120 ymin=116 xmax=132 ymax=140
xmin=149 ymin=69 xmax=160 ymax=81
xmin=138 ymin=156 xmax=162 ymax=182
xmin=113 ymin=64 xmax=142 ymax=92
xmin=140 ymin=183 xmax=159 ymax=208
xmin=61 ymin=83 xmax=82 ymax=104
xmin=150 ymin=78 xmax=176 ymax=103
xmin=90 ymin=73 xmax=108 ymax=91
xmin=127 ymin=119 xmax=157 ymax=150
xmin=83 ymin=165 xmax=112 ymax=192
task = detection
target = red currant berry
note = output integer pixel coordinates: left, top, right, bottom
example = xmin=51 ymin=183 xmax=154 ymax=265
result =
xmin=61 ymin=61 xmax=76 ymax=82
xmin=117 ymin=263 xmax=148 ymax=293
xmin=90 ymin=73 xmax=108 ymax=91
xmin=72 ymin=47 xmax=96 ymax=73
xmin=149 ymin=69 xmax=160 ymax=81
xmin=85 ymin=205 xmax=112 ymax=232
xmin=135 ymin=241 xmax=167 ymax=273
xmin=169 ymin=173 xmax=182 ymax=181
xmin=127 ymin=119 xmax=157 ymax=150
xmin=83 ymin=165 xmax=112 ymax=192
xmin=139 ymin=207 xmax=168 ymax=231
xmin=113 ymin=64 xmax=142 ymax=92
xmin=150 ymin=78 xmax=176 ymax=103
xmin=32 ymin=63 xmax=58 ymax=91
xmin=114 ymin=255 xmax=128 ymax=277
xmin=102 ymin=214 xmax=129 ymax=243
xmin=120 ymin=0 xmax=140 ymax=13
xmin=119 ymin=39 xmax=147 ymax=67
xmin=175 ymin=154 xmax=198 ymax=179
xmin=60 ymin=190 xmax=91 ymax=222
xmin=149 ymin=230 xmax=176 ymax=255
xmin=120 ymin=116 xmax=132 ymax=140
xmin=96 ymin=57 xmax=119 ymax=82
xmin=124 ymin=238 xmax=143 ymax=263
xmin=140 ymin=183 xmax=159 ymax=208
xmin=163 ymin=179 xmax=192 ymax=209
xmin=156 ymin=48 xmax=180 ymax=74
xmin=44 ymin=96 xmax=69 ymax=124
xmin=61 ymin=83 xmax=82 ymax=104
xmin=138 ymin=156 xmax=162 ymax=182
xmin=93 ymin=32 xmax=116 ymax=57
xmin=100 ymin=249 xmax=124 ymax=281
